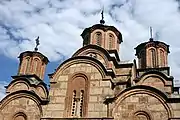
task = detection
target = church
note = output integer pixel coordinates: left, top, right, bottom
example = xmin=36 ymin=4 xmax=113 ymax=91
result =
xmin=0 ymin=13 xmax=180 ymax=120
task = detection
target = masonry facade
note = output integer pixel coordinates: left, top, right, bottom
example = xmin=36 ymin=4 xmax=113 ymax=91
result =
xmin=0 ymin=21 xmax=180 ymax=120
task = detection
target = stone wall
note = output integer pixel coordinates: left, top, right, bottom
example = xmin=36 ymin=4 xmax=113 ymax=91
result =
xmin=112 ymin=90 xmax=172 ymax=120
xmin=43 ymin=61 xmax=113 ymax=118
xmin=0 ymin=96 xmax=41 ymax=120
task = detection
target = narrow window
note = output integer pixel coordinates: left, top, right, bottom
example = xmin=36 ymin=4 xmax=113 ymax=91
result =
xmin=160 ymin=49 xmax=165 ymax=66
xmin=71 ymin=90 xmax=76 ymax=116
xmin=109 ymin=34 xmax=114 ymax=49
xmin=80 ymin=90 xmax=84 ymax=117
xmin=33 ymin=58 xmax=39 ymax=74
xmin=66 ymin=74 xmax=89 ymax=117
xmin=25 ymin=57 xmax=30 ymax=73
xmin=14 ymin=112 xmax=27 ymax=120
xmin=150 ymin=49 xmax=156 ymax=67
xmin=96 ymin=32 xmax=102 ymax=46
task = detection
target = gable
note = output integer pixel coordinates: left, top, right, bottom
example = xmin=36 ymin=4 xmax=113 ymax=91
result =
xmin=135 ymin=71 xmax=173 ymax=94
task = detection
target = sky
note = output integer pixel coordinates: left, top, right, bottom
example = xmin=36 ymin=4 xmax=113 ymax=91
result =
xmin=1 ymin=0 xmax=180 ymax=99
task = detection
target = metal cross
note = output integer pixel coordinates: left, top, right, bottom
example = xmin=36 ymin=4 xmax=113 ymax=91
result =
xmin=100 ymin=7 xmax=105 ymax=24
xmin=34 ymin=36 xmax=40 ymax=51
xmin=150 ymin=26 xmax=153 ymax=39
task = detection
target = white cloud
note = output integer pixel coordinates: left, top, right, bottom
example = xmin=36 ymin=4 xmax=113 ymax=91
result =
xmin=0 ymin=81 xmax=7 ymax=100
xmin=0 ymin=0 xmax=180 ymax=82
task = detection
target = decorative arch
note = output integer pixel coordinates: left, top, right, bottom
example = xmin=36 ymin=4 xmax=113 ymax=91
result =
xmin=65 ymin=73 xmax=89 ymax=117
xmin=136 ymin=70 xmax=172 ymax=83
xmin=134 ymin=70 xmax=173 ymax=90
xmin=148 ymin=48 xmax=157 ymax=67
xmin=159 ymin=49 xmax=165 ymax=67
xmin=77 ymin=49 xmax=109 ymax=68
xmin=108 ymin=33 xmax=115 ymax=49
xmin=7 ymin=81 xmax=29 ymax=93
xmin=24 ymin=57 xmax=30 ymax=74
xmin=71 ymin=44 xmax=121 ymax=69
xmin=0 ymin=91 xmax=44 ymax=120
xmin=112 ymin=85 xmax=173 ymax=119
xmin=0 ymin=90 xmax=44 ymax=114
xmin=51 ymin=56 xmax=113 ymax=82
xmin=95 ymin=32 xmax=102 ymax=46
xmin=133 ymin=111 xmax=152 ymax=120
xmin=13 ymin=112 xmax=27 ymax=120
xmin=33 ymin=58 xmax=40 ymax=74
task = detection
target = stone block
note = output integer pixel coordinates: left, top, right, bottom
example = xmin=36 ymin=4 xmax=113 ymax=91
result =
xmin=51 ymin=110 xmax=63 ymax=118
xmin=86 ymin=67 xmax=91 ymax=73
xmin=94 ymin=73 xmax=102 ymax=79
xmin=54 ymin=89 xmax=66 ymax=96
xmin=171 ymin=103 xmax=180 ymax=110
xmin=90 ymin=81 xmax=99 ymax=87
xmin=90 ymin=88 xmax=103 ymax=95
xmin=174 ymin=110 xmax=180 ymax=117
xmin=47 ymin=104 xmax=64 ymax=111
xmin=100 ymin=81 xmax=111 ymax=87
xmin=55 ymin=96 xmax=65 ymax=103
xmin=57 ymin=76 xmax=68 ymax=82
xmin=89 ymin=96 xmax=98 ymax=102
xmin=88 ymin=103 xmax=95 ymax=111
xmin=88 ymin=112 xmax=99 ymax=117
xmin=60 ymin=82 xmax=67 ymax=89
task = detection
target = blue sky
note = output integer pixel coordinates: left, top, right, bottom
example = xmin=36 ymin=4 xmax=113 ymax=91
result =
xmin=1 ymin=0 xmax=180 ymax=99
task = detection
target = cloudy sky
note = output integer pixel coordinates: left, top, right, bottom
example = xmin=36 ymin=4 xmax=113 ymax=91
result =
xmin=0 ymin=0 xmax=180 ymax=99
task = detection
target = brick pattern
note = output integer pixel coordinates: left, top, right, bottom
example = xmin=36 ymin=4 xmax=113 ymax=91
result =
xmin=0 ymin=97 xmax=41 ymax=120
xmin=90 ymin=29 xmax=119 ymax=51
xmin=113 ymin=93 xmax=169 ymax=120
xmin=43 ymin=62 xmax=113 ymax=118
xmin=18 ymin=53 xmax=47 ymax=80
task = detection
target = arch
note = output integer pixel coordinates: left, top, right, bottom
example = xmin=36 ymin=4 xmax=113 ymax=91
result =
xmin=81 ymin=24 xmax=123 ymax=44
xmin=5 ymin=76 xmax=49 ymax=99
xmin=72 ymin=44 xmax=120 ymax=65
xmin=7 ymin=81 xmax=29 ymax=93
xmin=113 ymin=85 xmax=173 ymax=119
xmin=149 ymin=48 xmax=157 ymax=67
xmin=66 ymin=73 xmax=89 ymax=117
xmin=0 ymin=90 xmax=45 ymax=113
xmin=159 ymin=49 xmax=165 ymax=67
xmin=13 ymin=112 xmax=27 ymax=120
xmin=95 ymin=32 xmax=102 ymax=46
xmin=108 ymin=33 xmax=115 ymax=49
xmin=138 ymin=70 xmax=172 ymax=82
xmin=33 ymin=58 xmax=40 ymax=74
xmin=78 ymin=50 xmax=109 ymax=68
xmin=51 ymin=56 xmax=114 ymax=82
xmin=133 ymin=111 xmax=151 ymax=120
xmin=0 ymin=90 xmax=44 ymax=119
xmin=36 ymin=85 xmax=48 ymax=99
xmin=24 ymin=57 xmax=30 ymax=73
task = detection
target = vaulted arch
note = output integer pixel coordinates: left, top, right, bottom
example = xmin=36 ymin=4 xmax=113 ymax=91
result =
xmin=65 ymin=73 xmax=89 ymax=117
xmin=112 ymin=85 xmax=173 ymax=120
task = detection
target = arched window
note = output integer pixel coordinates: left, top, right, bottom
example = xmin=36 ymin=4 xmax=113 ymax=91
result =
xmin=108 ymin=34 xmax=114 ymax=49
xmin=95 ymin=32 xmax=102 ymax=46
xmin=160 ymin=49 xmax=165 ymax=67
xmin=13 ymin=112 xmax=27 ymax=120
xmin=150 ymin=48 xmax=156 ymax=67
xmin=25 ymin=57 xmax=30 ymax=74
xmin=33 ymin=58 xmax=40 ymax=74
xmin=134 ymin=111 xmax=151 ymax=120
xmin=66 ymin=74 xmax=89 ymax=117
